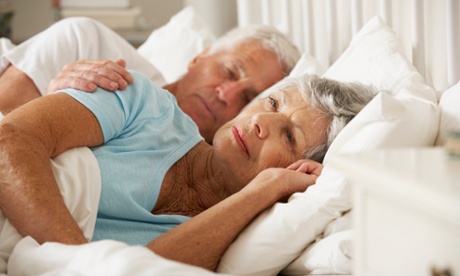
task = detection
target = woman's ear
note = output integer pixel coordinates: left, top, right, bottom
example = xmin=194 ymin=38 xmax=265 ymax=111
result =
xmin=188 ymin=47 xmax=210 ymax=68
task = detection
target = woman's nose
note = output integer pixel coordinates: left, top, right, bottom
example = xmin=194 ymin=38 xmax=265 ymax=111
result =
xmin=252 ymin=113 xmax=272 ymax=139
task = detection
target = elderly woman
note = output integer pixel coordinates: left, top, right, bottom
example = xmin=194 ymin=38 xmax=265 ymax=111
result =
xmin=0 ymin=71 xmax=374 ymax=271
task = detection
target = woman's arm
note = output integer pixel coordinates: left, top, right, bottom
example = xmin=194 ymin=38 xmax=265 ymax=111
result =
xmin=0 ymin=93 xmax=104 ymax=244
xmin=148 ymin=160 xmax=322 ymax=271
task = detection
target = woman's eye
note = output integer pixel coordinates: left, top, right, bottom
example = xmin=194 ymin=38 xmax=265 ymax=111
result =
xmin=268 ymin=96 xmax=278 ymax=109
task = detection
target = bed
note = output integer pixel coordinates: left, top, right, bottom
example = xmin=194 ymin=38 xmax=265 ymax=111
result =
xmin=1 ymin=0 xmax=459 ymax=275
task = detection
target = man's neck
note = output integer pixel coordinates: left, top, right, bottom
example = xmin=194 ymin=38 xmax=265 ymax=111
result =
xmin=162 ymin=81 xmax=178 ymax=96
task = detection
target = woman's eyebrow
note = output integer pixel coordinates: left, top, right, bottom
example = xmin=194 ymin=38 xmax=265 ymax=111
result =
xmin=281 ymin=89 xmax=287 ymax=104
xmin=294 ymin=121 xmax=307 ymax=146
xmin=282 ymin=89 xmax=307 ymax=146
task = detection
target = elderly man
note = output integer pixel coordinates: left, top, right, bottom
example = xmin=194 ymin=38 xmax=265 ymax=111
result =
xmin=0 ymin=16 xmax=300 ymax=143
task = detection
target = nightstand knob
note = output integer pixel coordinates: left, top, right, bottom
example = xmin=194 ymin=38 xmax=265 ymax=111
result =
xmin=431 ymin=266 xmax=452 ymax=276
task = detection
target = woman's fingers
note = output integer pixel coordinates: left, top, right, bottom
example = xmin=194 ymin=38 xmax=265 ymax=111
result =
xmin=287 ymin=159 xmax=323 ymax=176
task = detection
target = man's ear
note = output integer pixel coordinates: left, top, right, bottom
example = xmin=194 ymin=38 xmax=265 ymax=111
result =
xmin=188 ymin=47 xmax=210 ymax=68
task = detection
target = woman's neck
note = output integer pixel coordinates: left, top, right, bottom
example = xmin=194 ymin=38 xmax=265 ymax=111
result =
xmin=154 ymin=141 xmax=239 ymax=216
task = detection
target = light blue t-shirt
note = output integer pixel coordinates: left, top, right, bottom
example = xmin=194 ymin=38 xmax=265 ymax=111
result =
xmin=60 ymin=70 xmax=203 ymax=245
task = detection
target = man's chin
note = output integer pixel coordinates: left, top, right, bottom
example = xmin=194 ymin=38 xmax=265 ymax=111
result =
xmin=201 ymin=130 xmax=214 ymax=144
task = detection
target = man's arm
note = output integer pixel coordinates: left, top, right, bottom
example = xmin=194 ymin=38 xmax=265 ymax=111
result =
xmin=148 ymin=160 xmax=322 ymax=271
xmin=0 ymin=65 xmax=41 ymax=114
xmin=0 ymin=93 xmax=104 ymax=244
xmin=0 ymin=59 xmax=133 ymax=115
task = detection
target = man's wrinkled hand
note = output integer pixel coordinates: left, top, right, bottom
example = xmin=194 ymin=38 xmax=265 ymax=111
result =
xmin=46 ymin=59 xmax=134 ymax=95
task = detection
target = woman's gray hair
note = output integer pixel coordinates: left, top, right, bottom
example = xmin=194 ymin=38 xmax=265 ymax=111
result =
xmin=271 ymin=74 xmax=377 ymax=162
xmin=208 ymin=25 xmax=301 ymax=75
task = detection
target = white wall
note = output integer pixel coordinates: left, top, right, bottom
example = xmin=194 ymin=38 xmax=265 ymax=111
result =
xmin=9 ymin=0 xmax=238 ymax=45
xmin=185 ymin=0 xmax=237 ymax=37
xmin=9 ymin=0 xmax=184 ymax=44
xmin=9 ymin=0 xmax=55 ymax=43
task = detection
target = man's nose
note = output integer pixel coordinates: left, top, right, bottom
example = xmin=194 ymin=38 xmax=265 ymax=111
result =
xmin=215 ymin=82 xmax=242 ymax=106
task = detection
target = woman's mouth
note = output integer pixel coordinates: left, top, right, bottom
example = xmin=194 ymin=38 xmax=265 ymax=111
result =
xmin=232 ymin=126 xmax=249 ymax=155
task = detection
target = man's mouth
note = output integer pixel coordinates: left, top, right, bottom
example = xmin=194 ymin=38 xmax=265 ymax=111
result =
xmin=198 ymin=96 xmax=216 ymax=122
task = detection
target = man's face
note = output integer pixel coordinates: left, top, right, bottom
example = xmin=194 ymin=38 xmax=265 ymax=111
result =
xmin=174 ymin=40 xmax=285 ymax=143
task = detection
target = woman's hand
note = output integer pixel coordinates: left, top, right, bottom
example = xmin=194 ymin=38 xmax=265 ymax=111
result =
xmin=148 ymin=159 xmax=323 ymax=271
xmin=247 ymin=159 xmax=323 ymax=203
xmin=46 ymin=59 xmax=134 ymax=94
xmin=286 ymin=159 xmax=323 ymax=175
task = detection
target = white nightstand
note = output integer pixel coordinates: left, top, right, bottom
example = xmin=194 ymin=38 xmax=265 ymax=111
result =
xmin=329 ymin=148 xmax=460 ymax=276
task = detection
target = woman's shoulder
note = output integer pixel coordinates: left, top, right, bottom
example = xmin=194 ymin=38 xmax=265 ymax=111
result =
xmin=119 ymin=70 xmax=191 ymax=127
xmin=126 ymin=70 xmax=174 ymax=104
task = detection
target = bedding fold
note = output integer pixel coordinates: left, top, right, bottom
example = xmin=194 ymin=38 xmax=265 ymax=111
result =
xmin=0 ymin=147 xmax=101 ymax=274
xmin=8 ymin=237 xmax=221 ymax=276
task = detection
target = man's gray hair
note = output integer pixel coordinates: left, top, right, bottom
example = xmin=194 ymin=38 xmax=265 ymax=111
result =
xmin=272 ymin=74 xmax=377 ymax=162
xmin=208 ymin=25 xmax=301 ymax=75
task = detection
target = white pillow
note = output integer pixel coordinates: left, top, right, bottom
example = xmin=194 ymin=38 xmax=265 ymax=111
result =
xmin=288 ymin=53 xmax=327 ymax=78
xmin=249 ymin=53 xmax=326 ymax=103
xmin=435 ymin=81 xmax=460 ymax=146
xmin=283 ymin=211 xmax=353 ymax=275
xmin=217 ymin=16 xmax=439 ymax=276
xmin=137 ymin=6 xmax=216 ymax=84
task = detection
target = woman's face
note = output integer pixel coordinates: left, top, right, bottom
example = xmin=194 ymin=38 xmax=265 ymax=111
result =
xmin=212 ymin=86 xmax=331 ymax=184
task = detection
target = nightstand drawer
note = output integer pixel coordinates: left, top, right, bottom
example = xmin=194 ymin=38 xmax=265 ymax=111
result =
xmin=362 ymin=191 xmax=460 ymax=276
xmin=329 ymin=148 xmax=460 ymax=276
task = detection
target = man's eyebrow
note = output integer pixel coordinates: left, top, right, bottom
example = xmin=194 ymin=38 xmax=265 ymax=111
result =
xmin=235 ymin=59 xmax=246 ymax=77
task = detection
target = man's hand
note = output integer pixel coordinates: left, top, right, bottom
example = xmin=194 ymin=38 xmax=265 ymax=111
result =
xmin=47 ymin=59 xmax=134 ymax=94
